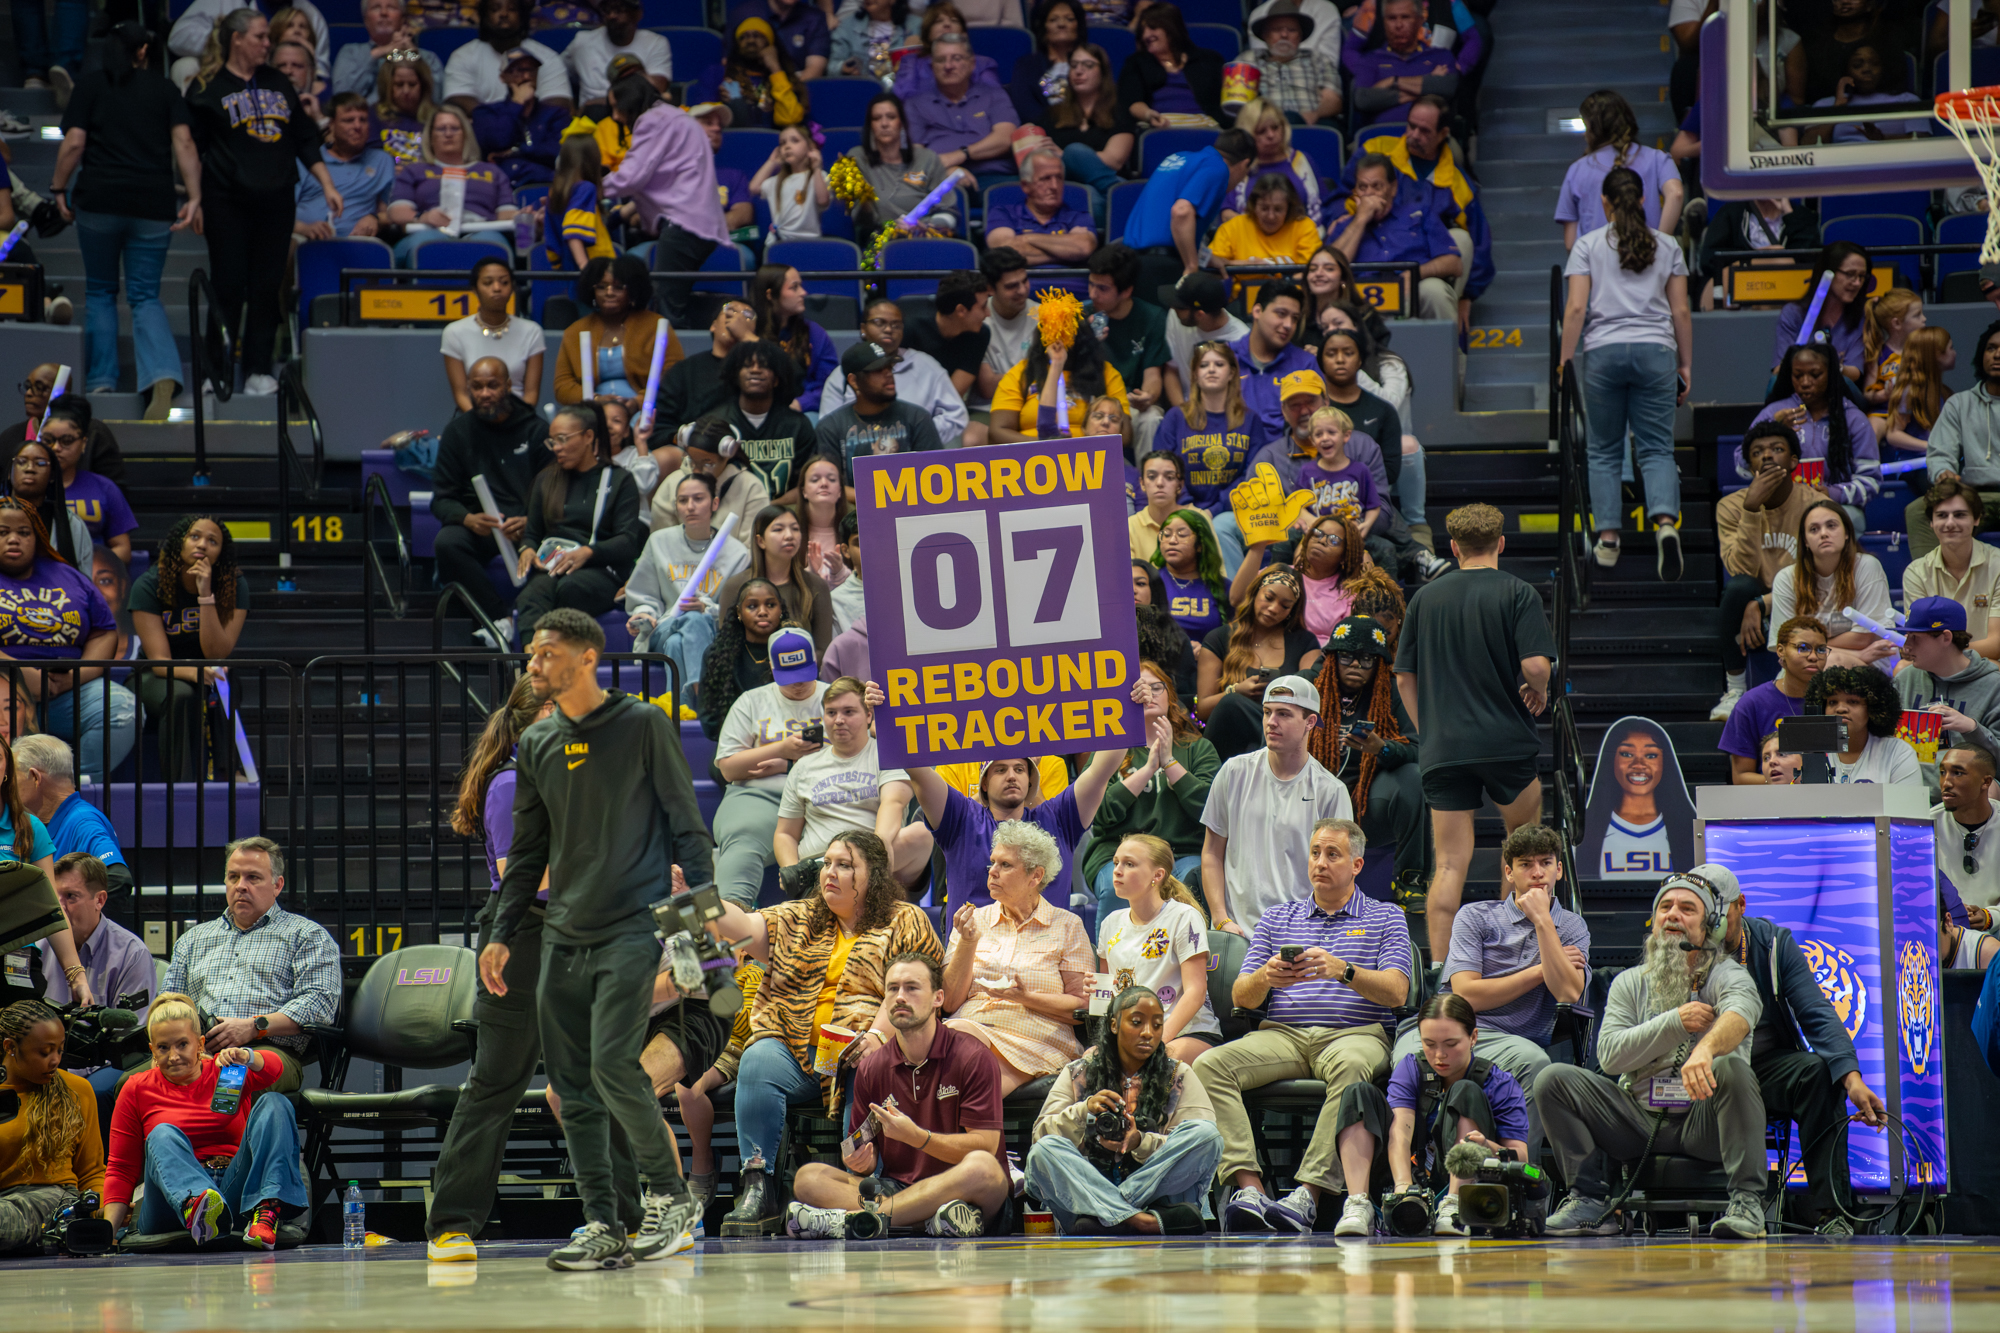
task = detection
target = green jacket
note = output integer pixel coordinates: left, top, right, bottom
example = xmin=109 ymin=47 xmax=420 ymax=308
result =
xmin=1083 ymin=737 xmax=1221 ymax=887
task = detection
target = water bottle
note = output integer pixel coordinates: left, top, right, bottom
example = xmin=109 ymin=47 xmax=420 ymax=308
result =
xmin=343 ymin=1182 xmax=365 ymax=1249
xmin=514 ymin=209 xmax=534 ymax=257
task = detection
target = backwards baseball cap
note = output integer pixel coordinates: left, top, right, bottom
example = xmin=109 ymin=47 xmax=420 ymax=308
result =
xmin=1906 ymin=596 xmax=1968 ymax=636
xmin=1262 ymin=674 xmax=1321 ymax=714
xmin=769 ymin=626 xmax=818 ymax=684
xmin=687 ymin=100 xmax=734 ymax=126
xmin=1160 ymin=270 xmax=1228 ymax=313
xmin=606 ymin=53 xmax=647 ymax=83
xmin=1653 ymin=864 xmax=1742 ymax=925
xmin=841 ymin=339 xmax=897 ymax=376
xmin=499 ymin=46 xmax=540 ymax=68
xmin=1278 ymin=369 xmax=1326 ymax=402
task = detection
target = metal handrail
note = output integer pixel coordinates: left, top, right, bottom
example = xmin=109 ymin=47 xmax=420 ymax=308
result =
xmin=430 ymin=582 xmax=514 ymax=712
xmin=274 ymin=364 xmax=325 ymax=593
xmin=186 ymin=268 xmax=231 ymax=485
xmin=361 ymin=473 xmax=410 ymax=656
xmin=1549 ymin=355 xmax=1590 ymax=913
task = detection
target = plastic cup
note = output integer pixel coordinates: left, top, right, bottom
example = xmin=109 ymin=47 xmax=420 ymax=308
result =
xmin=814 ymin=1023 xmax=857 ymax=1075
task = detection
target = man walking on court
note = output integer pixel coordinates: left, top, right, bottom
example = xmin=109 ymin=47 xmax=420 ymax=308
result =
xmin=480 ymin=608 xmax=713 ymax=1271
xmin=1394 ymin=503 xmax=1556 ymax=959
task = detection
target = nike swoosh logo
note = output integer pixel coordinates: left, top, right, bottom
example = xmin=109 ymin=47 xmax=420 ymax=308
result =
xmin=568 ymin=759 xmax=586 ymax=770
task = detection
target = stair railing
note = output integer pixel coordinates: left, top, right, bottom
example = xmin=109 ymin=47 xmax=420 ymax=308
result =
xmin=360 ymin=473 xmax=410 ymax=657
xmin=275 ymin=364 xmax=326 ymax=593
xmin=1548 ymin=270 xmax=1591 ymax=910
xmin=186 ymin=268 xmax=232 ymax=486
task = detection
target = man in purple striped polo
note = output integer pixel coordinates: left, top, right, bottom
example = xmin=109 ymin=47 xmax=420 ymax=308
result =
xmin=1193 ymin=818 xmax=1411 ymax=1233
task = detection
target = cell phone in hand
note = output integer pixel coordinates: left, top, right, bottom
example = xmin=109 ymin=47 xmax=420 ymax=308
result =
xmin=1279 ymin=945 xmax=1304 ymax=963
xmin=799 ymin=723 xmax=826 ymax=745
xmin=1349 ymin=720 xmax=1375 ymax=734
xmin=210 ymin=1061 xmax=248 ymax=1115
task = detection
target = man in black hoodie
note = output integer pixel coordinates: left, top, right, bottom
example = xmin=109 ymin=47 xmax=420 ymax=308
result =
xmin=481 ymin=609 xmax=714 ymax=1271
xmin=432 ymin=357 xmax=551 ymax=641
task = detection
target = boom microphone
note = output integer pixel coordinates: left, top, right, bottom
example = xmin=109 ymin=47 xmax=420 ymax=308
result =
xmin=1444 ymin=1138 xmax=1492 ymax=1181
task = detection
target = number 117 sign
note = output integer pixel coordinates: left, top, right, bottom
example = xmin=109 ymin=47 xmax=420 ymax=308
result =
xmin=854 ymin=436 xmax=1144 ymax=768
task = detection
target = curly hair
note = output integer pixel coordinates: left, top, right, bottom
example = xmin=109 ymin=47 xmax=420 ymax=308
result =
xmin=806 ymin=830 xmax=901 ymax=936
xmin=1346 ymin=564 xmax=1407 ymax=631
xmin=451 ymin=675 xmax=542 ymax=838
xmin=1296 ymin=510 xmax=1366 ymax=586
xmin=1307 ymin=617 xmax=1406 ymax=817
xmin=1768 ymin=344 xmax=1855 ymax=490
xmin=1804 ymin=664 xmax=1901 ymax=739
xmin=1219 ymin=564 xmax=1305 ymax=687
xmin=1150 ymin=508 xmax=1229 ymax=609
xmin=153 ymin=514 xmax=241 ymax=620
xmin=698 ymin=580 xmax=784 ymax=741
xmin=0 ymin=999 xmax=82 ymax=1182
xmin=1074 ymin=985 xmax=1177 ymax=1168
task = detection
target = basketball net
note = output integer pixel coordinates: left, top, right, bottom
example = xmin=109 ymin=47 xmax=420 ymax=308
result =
xmin=1937 ymin=84 xmax=2000 ymax=262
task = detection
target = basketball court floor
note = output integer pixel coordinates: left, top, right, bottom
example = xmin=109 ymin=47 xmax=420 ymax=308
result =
xmin=7 ymin=1235 xmax=1998 ymax=1332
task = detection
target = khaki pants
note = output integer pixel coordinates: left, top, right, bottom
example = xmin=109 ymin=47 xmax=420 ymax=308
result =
xmin=1192 ymin=1021 xmax=1390 ymax=1192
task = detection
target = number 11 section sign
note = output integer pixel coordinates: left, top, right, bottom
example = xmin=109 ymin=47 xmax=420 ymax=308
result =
xmin=854 ymin=436 xmax=1144 ymax=769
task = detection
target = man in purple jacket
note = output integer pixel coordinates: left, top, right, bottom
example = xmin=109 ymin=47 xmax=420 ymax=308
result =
xmin=1341 ymin=0 xmax=1484 ymax=127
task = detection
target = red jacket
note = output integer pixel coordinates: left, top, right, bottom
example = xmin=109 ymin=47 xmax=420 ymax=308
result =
xmin=104 ymin=1056 xmax=282 ymax=1205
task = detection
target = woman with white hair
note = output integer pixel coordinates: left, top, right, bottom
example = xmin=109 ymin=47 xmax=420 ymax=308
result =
xmin=942 ymin=820 xmax=1095 ymax=1095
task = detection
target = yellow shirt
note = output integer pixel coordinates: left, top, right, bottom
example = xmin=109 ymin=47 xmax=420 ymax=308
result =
xmin=1209 ymin=213 xmax=1323 ymax=307
xmin=990 ymin=360 xmax=1130 ymax=438
xmin=0 ymin=1070 xmax=103 ymax=1194
xmin=936 ymin=756 xmax=1071 ymax=803
xmin=1129 ymin=508 xmax=1168 ymax=561
xmin=810 ymin=927 xmax=860 ymax=1060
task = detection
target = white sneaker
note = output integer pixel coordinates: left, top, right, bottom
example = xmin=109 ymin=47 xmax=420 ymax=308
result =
xmin=472 ymin=614 xmax=516 ymax=652
xmin=1709 ymin=687 xmax=1745 ymax=721
xmin=1433 ymin=1194 xmax=1469 ymax=1236
xmin=242 ymin=373 xmax=280 ymax=395
xmin=1333 ymin=1195 xmax=1375 ymax=1237
xmin=632 ymin=1190 xmax=700 ymax=1261
xmin=1593 ymin=537 xmax=1621 ymax=569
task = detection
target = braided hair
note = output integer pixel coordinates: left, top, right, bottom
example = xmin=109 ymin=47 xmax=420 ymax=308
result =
xmin=1768 ymin=344 xmax=1854 ymax=490
xmin=0 ymin=999 xmax=83 ymax=1183
xmin=153 ymin=514 xmax=241 ymax=620
xmin=698 ymin=579 xmax=783 ymax=740
xmin=1074 ymin=985 xmax=1177 ymax=1168
xmin=1601 ymin=165 xmax=1656 ymax=274
xmin=1308 ymin=616 xmax=1406 ymax=816
xmin=6 ymin=438 xmax=79 ymax=567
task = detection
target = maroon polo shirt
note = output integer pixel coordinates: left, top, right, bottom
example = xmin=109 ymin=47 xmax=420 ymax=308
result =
xmin=848 ymin=1020 xmax=1004 ymax=1185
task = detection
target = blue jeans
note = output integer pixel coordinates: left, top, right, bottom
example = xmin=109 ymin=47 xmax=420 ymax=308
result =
xmin=1395 ymin=446 xmax=1428 ymax=529
xmin=733 ymin=1035 xmax=825 ymax=1170
xmin=1581 ymin=340 xmax=1680 ymax=533
xmin=639 ymin=608 xmax=716 ymax=702
xmin=1023 ymin=1120 xmax=1223 ymax=1232
xmin=75 ymin=209 xmax=181 ymax=396
xmin=1209 ymin=510 xmax=1246 ymax=580
xmin=41 ymin=680 xmax=137 ymax=786
xmin=135 ymin=1093 xmax=307 ymax=1234
xmin=1093 ymin=855 xmax=1200 ymax=932
xmin=1061 ymin=142 xmax=1123 ymax=201
xmin=12 ymin=0 xmax=87 ymax=77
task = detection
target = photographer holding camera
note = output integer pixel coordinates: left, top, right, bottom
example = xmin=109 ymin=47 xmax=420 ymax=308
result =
xmin=0 ymin=999 xmax=105 ymax=1251
xmin=1023 ymin=985 xmax=1223 ymax=1236
xmin=773 ymin=676 xmax=921 ymax=894
xmin=785 ymin=953 xmax=1010 ymax=1240
xmin=1327 ymin=993 xmax=1532 ymax=1237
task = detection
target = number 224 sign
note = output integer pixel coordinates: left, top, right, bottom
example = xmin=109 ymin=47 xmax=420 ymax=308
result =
xmin=854 ymin=436 xmax=1144 ymax=768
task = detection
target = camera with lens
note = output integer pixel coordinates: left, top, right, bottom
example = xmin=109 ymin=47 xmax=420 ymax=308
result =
xmin=1445 ymin=1141 xmax=1550 ymax=1236
xmin=41 ymin=1190 xmax=114 ymax=1256
xmin=779 ymin=855 xmax=824 ymax=900
xmin=651 ymin=882 xmax=745 ymax=1019
xmin=1089 ymin=1107 xmax=1128 ymax=1140
xmin=1383 ymin=1187 xmax=1436 ymax=1237
xmin=53 ymin=992 xmax=150 ymax=1071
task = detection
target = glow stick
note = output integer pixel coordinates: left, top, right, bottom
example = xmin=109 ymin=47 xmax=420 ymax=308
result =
xmin=662 ymin=511 xmax=740 ymax=623
xmin=0 ymin=221 xmax=27 ymax=262
xmin=899 ymin=169 xmax=968 ymax=227
xmin=212 ymin=670 xmax=260 ymax=785
xmin=472 ymin=474 xmax=528 ymax=587
xmin=580 ymin=330 xmax=594 ymax=401
xmin=1843 ymin=605 xmax=1906 ymax=647
xmin=1795 ymin=271 xmax=1833 ymax=347
xmin=1055 ymin=371 xmax=1068 ymax=436
xmin=1881 ymin=457 xmax=1928 ymax=475
xmin=636 ymin=321 xmax=669 ymax=437
xmin=33 ymin=365 xmax=69 ymax=440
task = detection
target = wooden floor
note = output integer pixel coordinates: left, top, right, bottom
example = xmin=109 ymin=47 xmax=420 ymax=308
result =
xmin=7 ymin=1235 xmax=2000 ymax=1332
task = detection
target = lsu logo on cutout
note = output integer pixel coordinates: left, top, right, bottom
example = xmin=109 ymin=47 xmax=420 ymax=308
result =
xmin=1800 ymin=938 xmax=1868 ymax=1041
xmin=394 ymin=967 xmax=452 ymax=985
xmin=1898 ymin=938 xmax=1937 ymax=1077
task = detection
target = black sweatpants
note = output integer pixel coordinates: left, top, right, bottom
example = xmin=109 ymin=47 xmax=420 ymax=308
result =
xmin=426 ymin=905 xmax=642 ymax=1240
xmin=434 ymin=523 xmax=516 ymax=622
xmin=539 ymin=930 xmax=689 ymax=1227
xmin=1335 ymin=1075 xmax=1502 ymax=1193
xmin=203 ymin=187 xmax=295 ymax=380
xmin=1719 ymin=574 xmax=1767 ymax=675
xmin=517 ymin=567 xmax=621 ymax=642
xmin=1755 ymin=1046 xmax=1848 ymax=1216
xmin=652 ymin=223 xmax=718 ymax=330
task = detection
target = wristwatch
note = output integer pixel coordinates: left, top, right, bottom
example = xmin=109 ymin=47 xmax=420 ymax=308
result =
xmin=1340 ymin=963 xmax=1356 ymax=986
xmin=253 ymin=1015 xmax=270 ymax=1034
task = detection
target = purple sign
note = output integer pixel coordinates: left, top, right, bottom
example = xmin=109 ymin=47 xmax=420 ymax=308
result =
xmin=853 ymin=436 xmax=1144 ymax=768
xmin=1705 ymin=817 xmax=1947 ymax=1197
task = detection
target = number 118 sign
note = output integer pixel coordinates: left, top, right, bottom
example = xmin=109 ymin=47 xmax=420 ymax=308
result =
xmin=854 ymin=436 xmax=1144 ymax=768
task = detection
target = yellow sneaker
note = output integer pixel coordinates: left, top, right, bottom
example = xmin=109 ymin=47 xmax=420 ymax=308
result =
xmin=427 ymin=1232 xmax=477 ymax=1262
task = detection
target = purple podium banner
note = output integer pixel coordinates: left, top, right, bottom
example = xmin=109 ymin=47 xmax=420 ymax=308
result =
xmin=854 ymin=436 xmax=1144 ymax=769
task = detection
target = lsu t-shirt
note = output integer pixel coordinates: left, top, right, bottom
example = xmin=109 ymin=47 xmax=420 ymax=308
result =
xmin=0 ymin=558 xmax=116 ymax=658
xmin=1598 ymin=814 xmax=1671 ymax=878
xmin=64 ymin=472 xmax=138 ymax=543
xmin=1161 ymin=568 xmax=1223 ymax=643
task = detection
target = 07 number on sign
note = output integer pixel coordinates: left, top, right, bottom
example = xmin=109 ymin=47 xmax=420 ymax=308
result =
xmin=894 ymin=503 xmax=1100 ymax=655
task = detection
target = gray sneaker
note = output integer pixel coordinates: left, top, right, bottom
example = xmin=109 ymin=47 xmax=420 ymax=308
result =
xmin=785 ymin=1201 xmax=848 ymax=1240
xmin=1544 ymin=1192 xmax=1620 ymax=1237
xmin=547 ymin=1220 xmax=633 ymax=1271
xmin=924 ymin=1198 xmax=985 ymax=1238
xmin=632 ymin=1190 xmax=699 ymax=1261
xmin=1710 ymin=1192 xmax=1767 ymax=1240
xmin=1815 ymin=1213 xmax=1857 ymax=1238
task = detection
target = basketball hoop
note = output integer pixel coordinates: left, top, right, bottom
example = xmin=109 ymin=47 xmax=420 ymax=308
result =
xmin=1937 ymin=84 xmax=2000 ymax=262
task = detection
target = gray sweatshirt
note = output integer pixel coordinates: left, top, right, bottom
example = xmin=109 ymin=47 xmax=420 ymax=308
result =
xmin=625 ymin=526 xmax=750 ymax=623
xmin=1893 ymin=651 xmax=2000 ymax=794
xmin=491 ymin=691 xmax=715 ymax=948
xmin=1928 ymin=380 xmax=2000 ymax=490
xmin=1597 ymin=954 xmax=1762 ymax=1100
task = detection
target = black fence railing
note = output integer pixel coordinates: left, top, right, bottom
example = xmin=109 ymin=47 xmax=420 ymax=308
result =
xmin=361 ymin=473 xmax=410 ymax=657
xmin=185 ymin=267 xmax=230 ymax=486
xmin=275 ymin=364 xmax=326 ymax=592
xmin=1548 ymin=356 xmax=1590 ymax=913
